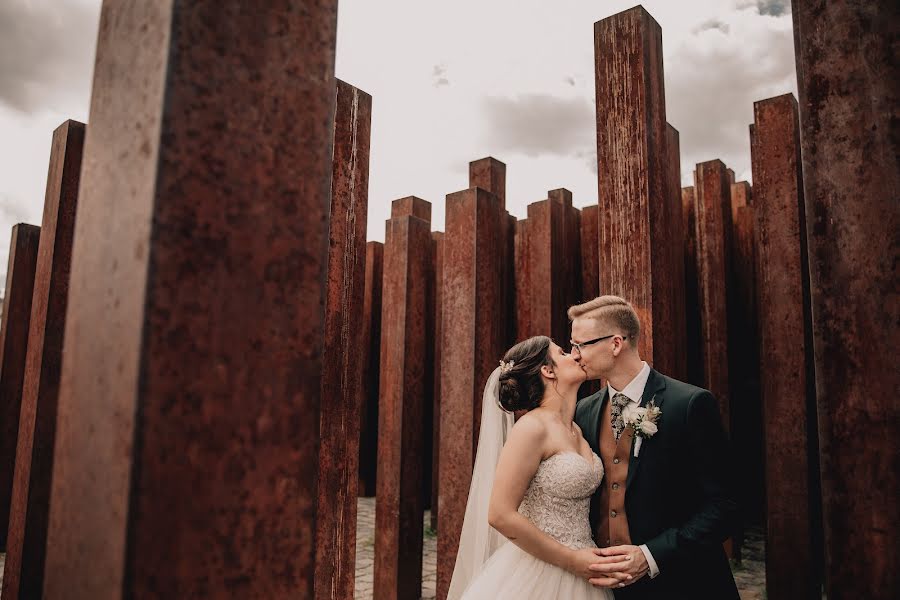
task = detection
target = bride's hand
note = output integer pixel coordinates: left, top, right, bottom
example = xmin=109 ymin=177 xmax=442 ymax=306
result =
xmin=567 ymin=548 xmax=633 ymax=585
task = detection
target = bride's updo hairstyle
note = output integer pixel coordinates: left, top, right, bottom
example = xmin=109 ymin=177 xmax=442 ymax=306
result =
xmin=498 ymin=336 xmax=556 ymax=413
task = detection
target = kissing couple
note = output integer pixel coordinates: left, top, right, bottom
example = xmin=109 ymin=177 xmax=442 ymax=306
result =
xmin=447 ymin=295 xmax=740 ymax=600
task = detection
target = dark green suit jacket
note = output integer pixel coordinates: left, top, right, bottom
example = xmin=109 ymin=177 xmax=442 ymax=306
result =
xmin=574 ymin=369 xmax=740 ymax=600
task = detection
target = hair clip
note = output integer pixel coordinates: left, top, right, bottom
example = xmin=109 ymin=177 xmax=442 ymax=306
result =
xmin=499 ymin=359 xmax=515 ymax=375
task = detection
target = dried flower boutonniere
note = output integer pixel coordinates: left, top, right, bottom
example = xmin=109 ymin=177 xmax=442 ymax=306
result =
xmin=623 ymin=396 xmax=661 ymax=458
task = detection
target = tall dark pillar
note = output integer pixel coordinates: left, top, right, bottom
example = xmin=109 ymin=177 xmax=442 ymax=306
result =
xmin=359 ymin=241 xmax=384 ymax=498
xmin=666 ymin=124 xmax=687 ymax=381
xmin=752 ymin=93 xmax=821 ymax=599
xmin=3 ymin=120 xmax=84 ymax=600
xmin=315 ymin=79 xmax=372 ymax=600
xmin=41 ymin=3 xmax=339 ymax=598
xmin=792 ymin=2 xmax=897 ymax=596
xmin=437 ymin=187 xmax=505 ymax=600
xmin=595 ymin=6 xmax=680 ymax=374
xmin=682 ymin=186 xmax=703 ymax=386
xmin=0 ymin=224 xmax=40 ymax=552
xmin=693 ymin=160 xmax=732 ymax=430
xmin=374 ymin=198 xmax=434 ymax=600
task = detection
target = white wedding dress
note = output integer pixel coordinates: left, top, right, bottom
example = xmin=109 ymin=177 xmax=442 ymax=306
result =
xmin=456 ymin=450 xmax=614 ymax=599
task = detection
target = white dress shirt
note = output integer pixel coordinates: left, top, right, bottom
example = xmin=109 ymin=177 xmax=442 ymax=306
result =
xmin=607 ymin=361 xmax=660 ymax=579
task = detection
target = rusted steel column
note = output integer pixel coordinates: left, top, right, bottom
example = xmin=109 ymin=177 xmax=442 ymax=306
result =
xmin=437 ymin=187 xmax=505 ymax=600
xmin=374 ymin=197 xmax=434 ymax=600
xmin=752 ymin=93 xmax=821 ymax=599
xmin=594 ymin=6 xmax=679 ymax=375
xmin=726 ymin=181 xmax=756 ymax=561
xmin=580 ymin=204 xmax=600 ymax=301
xmin=3 ymin=120 xmax=84 ymax=600
xmin=692 ymin=160 xmax=732 ymax=429
xmin=359 ymin=241 xmax=384 ymax=498
xmin=41 ymin=3 xmax=338 ymax=598
xmin=551 ymin=189 xmax=583 ymax=341
xmin=468 ymin=157 xmax=506 ymax=210
xmin=469 ymin=158 xmax=515 ymax=350
xmin=729 ymin=183 xmax=764 ymax=530
xmin=682 ymin=186 xmax=703 ymax=386
xmin=516 ymin=190 xmax=582 ymax=345
xmin=315 ymin=79 xmax=371 ymax=600
xmin=0 ymin=224 xmax=40 ymax=552
xmin=514 ymin=218 xmax=530 ymax=340
xmin=793 ymin=2 xmax=898 ymax=595
xmin=430 ymin=231 xmax=444 ymax=531
xmin=666 ymin=124 xmax=687 ymax=381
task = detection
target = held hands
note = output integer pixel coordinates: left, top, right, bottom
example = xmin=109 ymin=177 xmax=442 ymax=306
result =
xmin=588 ymin=545 xmax=649 ymax=588
xmin=568 ymin=547 xmax=633 ymax=587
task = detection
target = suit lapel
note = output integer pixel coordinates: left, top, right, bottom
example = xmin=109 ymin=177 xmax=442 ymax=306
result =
xmin=588 ymin=387 xmax=608 ymax=455
xmin=626 ymin=369 xmax=666 ymax=490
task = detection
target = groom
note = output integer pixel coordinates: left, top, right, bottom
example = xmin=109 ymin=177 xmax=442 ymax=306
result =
xmin=571 ymin=295 xmax=739 ymax=599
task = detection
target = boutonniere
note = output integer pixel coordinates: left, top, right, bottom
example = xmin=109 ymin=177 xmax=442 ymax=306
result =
xmin=623 ymin=396 xmax=661 ymax=458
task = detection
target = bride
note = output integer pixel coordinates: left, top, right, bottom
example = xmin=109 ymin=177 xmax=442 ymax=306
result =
xmin=448 ymin=336 xmax=632 ymax=599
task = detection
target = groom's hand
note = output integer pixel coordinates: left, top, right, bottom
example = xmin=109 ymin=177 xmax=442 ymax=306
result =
xmin=589 ymin=545 xmax=649 ymax=588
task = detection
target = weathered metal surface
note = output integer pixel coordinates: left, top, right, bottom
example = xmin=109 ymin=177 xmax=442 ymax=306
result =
xmin=730 ymin=184 xmax=765 ymax=536
xmin=42 ymin=3 xmax=338 ymax=598
xmin=374 ymin=198 xmax=434 ymax=600
xmin=0 ymin=224 xmax=40 ymax=552
xmin=430 ymin=231 xmax=444 ymax=531
xmin=692 ymin=160 xmax=732 ymax=429
xmin=469 ymin=158 xmax=515 ymax=353
xmin=315 ymin=79 xmax=371 ymax=600
xmin=580 ymin=204 xmax=600 ymax=301
xmin=752 ymin=93 xmax=821 ymax=599
xmin=468 ymin=157 xmax=506 ymax=210
xmin=359 ymin=241 xmax=384 ymax=498
xmin=437 ymin=187 xmax=505 ymax=600
xmin=552 ymin=189 xmax=583 ymax=342
xmin=666 ymin=124 xmax=687 ymax=381
xmin=3 ymin=120 xmax=84 ymax=600
xmin=682 ymin=186 xmax=703 ymax=386
xmin=727 ymin=182 xmax=757 ymax=562
xmin=792 ymin=1 xmax=899 ymax=596
xmin=516 ymin=191 xmax=582 ymax=345
xmin=594 ymin=6 xmax=679 ymax=375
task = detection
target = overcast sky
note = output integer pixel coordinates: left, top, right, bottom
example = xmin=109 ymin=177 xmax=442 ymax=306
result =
xmin=0 ymin=0 xmax=796 ymax=293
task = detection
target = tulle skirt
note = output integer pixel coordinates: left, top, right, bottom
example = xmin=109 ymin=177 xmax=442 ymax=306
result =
xmin=457 ymin=541 xmax=614 ymax=600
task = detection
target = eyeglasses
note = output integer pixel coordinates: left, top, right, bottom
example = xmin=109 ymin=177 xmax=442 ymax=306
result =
xmin=570 ymin=334 xmax=627 ymax=354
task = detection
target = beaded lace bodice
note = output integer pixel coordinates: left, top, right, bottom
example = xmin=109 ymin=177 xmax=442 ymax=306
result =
xmin=518 ymin=451 xmax=604 ymax=550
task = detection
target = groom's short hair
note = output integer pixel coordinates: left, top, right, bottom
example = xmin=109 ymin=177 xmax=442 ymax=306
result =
xmin=567 ymin=295 xmax=641 ymax=342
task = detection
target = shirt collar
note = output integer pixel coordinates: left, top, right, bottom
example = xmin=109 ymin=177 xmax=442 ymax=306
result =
xmin=608 ymin=361 xmax=651 ymax=404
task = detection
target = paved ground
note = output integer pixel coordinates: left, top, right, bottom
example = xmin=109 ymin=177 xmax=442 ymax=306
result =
xmin=0 ymin=502 xmax=765 ymax=599
xmin=354 ymin=497 xmax=766 ymax=599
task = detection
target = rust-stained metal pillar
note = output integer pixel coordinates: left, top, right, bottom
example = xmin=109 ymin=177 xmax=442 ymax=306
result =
xmin=430 ymin=231 xmax=444 ymax=531
xmin=3 ymin=120 xmax=84 ymax=600
xmin=682 ymin=186 xmax=703 ymax=386
xmin=692 ymin=160 xmax=732 ymax=429
xmin=469 ymin=157 xmax=515 ymax=348
xmin=359 ymin=241 xmax=383 ymax=498
xmin=0 ymin=224 xmax=40 ymax=552
xmin=437 ymin=187 xmax=506 ymax=600
xmin=594 ymin=6 xmax=679 ymax=375
xmin=516 ymin=190 xmax=582 ymax=345
xmin=580 ymin=204 xmax=600 ymax=302
xmin=792 ymin=2 xmax=898 ymax=596
xmin=666 ymin=124 xmax=688 ymax=381
xmin=752 ymin=93 xmax=821 ymax=599
xmin=42 ymin=2 xmax=339 ymax=597
xmin=374 ymin=197 xmax=434 ymax=600
xmin=315 ymin=79 xmax=372 ymax=600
